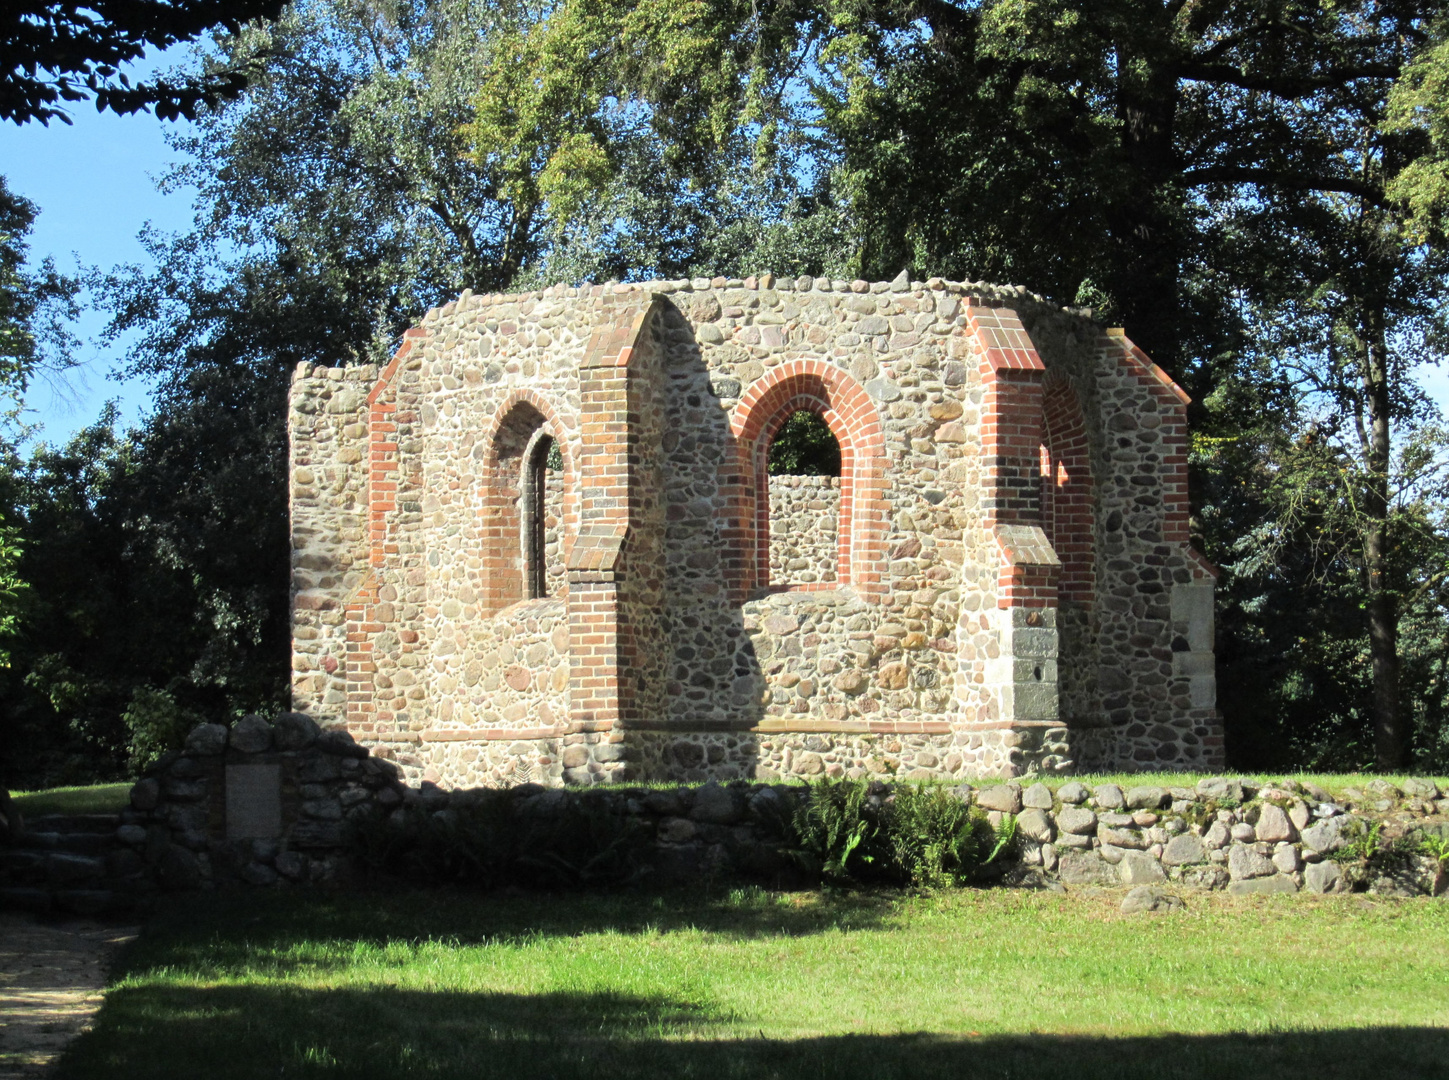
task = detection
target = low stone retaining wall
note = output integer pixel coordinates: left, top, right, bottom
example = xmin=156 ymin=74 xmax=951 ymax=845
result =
xmin=15 ymin=715 xmax=1445 ymax=904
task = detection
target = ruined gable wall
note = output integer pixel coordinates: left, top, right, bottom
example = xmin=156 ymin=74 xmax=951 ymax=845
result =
xmin=290 ymin=275 xmax=1220 ymax=786
xmin=289 ymin=364 xmax=376 ymax=716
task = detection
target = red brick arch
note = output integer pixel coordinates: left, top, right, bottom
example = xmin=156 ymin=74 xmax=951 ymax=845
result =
xmin=479 ymin=389 xmax=577 ymax=612
xmin=1040 ymin=371 xmax=1094 ymax=605
xmin=729 ymin=361 xmax=887 ymax=598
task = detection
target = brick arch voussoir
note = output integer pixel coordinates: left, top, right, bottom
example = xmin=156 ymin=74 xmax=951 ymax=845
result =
xmin=478 ymin=388 xmax=577 ymax=612
xmin=730 ymin=361 xmax=887 ymax=598
xmin=482 ymin=388 xmax=576 ymax=482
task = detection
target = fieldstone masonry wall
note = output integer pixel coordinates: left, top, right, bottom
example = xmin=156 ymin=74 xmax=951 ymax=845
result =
xmin=289 ymin=272 xmax=1224 ymax=788
xmin=769 ymin=475 xmax=839 ymax=584
xmin=34 ymin=714 xmax=1437 ymax=906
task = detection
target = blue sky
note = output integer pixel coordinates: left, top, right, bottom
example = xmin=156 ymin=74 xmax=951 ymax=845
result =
xmin=2 ymin=47 xmax=1446 ymax=448
xmin=0 ymin=47 xmax=196 ymax=445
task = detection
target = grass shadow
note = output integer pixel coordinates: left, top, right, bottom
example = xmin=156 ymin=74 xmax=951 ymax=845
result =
xmin=59 ymin=981 xmax=1449 ymax=1080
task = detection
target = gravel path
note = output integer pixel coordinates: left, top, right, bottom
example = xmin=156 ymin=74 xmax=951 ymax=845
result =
xmin=0 ymin=913 xmax=137 ymax=1079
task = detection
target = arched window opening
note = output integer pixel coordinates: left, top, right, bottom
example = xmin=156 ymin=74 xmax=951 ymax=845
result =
xmin=522 ymin=437 xmax=565 ymax=599
xmin=480 ymin=396 xmax=572 ymax=613
xmin=520 ymin=433 xmax=566 ymax=600
xmin=766 ymin=410 xmax=841 ymax=585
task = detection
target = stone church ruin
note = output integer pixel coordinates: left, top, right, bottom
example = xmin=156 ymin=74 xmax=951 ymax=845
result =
xmin=289 ymin=273 xmax=1221 ymax=787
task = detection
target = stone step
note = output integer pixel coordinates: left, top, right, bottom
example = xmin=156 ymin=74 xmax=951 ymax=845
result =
xmin=0 ymin=849 xmax=48 ymax=884
xmin=13 ymin=830 xmax=115 ymax=856
xmin=0 ymin=886 xmax=53 ymax=912
xmin=44 ymin=852 xmax=108 ymax=887
xmin=26 ymin=813 xmax=122 ymax=834
xmin=55 ymin=889 xmax=123 ymax=916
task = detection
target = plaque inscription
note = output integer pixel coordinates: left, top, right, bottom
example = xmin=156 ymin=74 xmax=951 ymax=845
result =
xmin=226 ymin=763 xmax=282 ymax=839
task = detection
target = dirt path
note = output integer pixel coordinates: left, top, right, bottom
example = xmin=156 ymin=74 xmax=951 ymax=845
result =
xmin=0 ymin=913 xmax=137 ymax=1079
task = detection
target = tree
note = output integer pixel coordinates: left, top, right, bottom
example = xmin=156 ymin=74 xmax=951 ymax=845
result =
xmin=1 ymin=0 xmax=287 ymax=124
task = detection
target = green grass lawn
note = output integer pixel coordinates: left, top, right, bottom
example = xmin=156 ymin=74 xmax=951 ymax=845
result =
xmin=60 ymin=886 xmax=1449 ymax=1080
xmin=10 ymin=782 xmax=131 ymax=818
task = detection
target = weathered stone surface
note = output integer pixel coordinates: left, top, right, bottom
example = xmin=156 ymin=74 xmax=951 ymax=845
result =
xmin=1300 ymin=816 xmax=1352 ymax=854
xmin=1401 ymin=778 xmax=1441 ymax=799
xmin=1118 ymin=851 xmax=1166 ymax=885
xmin=1230 ymin=822 xmax=1256 ymax=842
xmin=1021 ymin=783 xmax=1054 ymax=810
xmin=1121 ymin=886 xmax=1185 ymax=914
xmin=1227 ymin=874 xmax=1298 ymax=895
xmin=1228 ymin=844 xmax=1276 ymax=880
xmin=273 ymin=712 xmax=321 ymax=751
xmin=316 ymin=729 xmax=369 ymax=758
xmin=229 ymin=715 xmax=273 ymax=754
xmin=1180 ymin=865 xmax=1230 ymax=890
xmin=1094 ymin=785 xmax=1126 ymax=809
xmin=1303 ymin=860 xmax=1343 ymax=894
xmin=1017 ymin=808 xmax=1053 ymax=842
xmin=1057 ymin=852 xmax=1118 ymax=886
xmin=1196 ymin=777 xmax=1245 ymax=804
xmin=657 ymin=817 xmax=699 ymax=843
xmin=1098 ymin=825 xmax=1147 ymax=850
xmin=184 ymin=723 xmax=228 ymax=756
xmin=1203 ymin=820 xmax=1230 ymax=849
xmin=130 ymin=778 xmax=161 ymax=811
xmin=1056 ymin=807 xmax=1097 ymax=835
xmin=1255 ymin=803 xmax=1295 ymax=843
xmin=1161 ymin=833 xmax=1206 ymax=866
xmin=157 ymin=845 xmax=201 ymax=890
xmin=1271 ymin=843 xmax=1300 ymax=874
xmin=1125 ymin=786 xmax=1167 ymax=810
xmin=976 ymin=786 xmax=1022 ymax=814
xmin=690 ymin=783 xmax=743 ymax=825
xmin=1056 ymin=782 xmax=1089 ymax=804
xmin=1364 ymin=779 xmax=1400 ymax=800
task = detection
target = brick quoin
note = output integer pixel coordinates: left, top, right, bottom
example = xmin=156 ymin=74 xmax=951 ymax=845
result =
xmin=730 ymin=360 xmax=887 ymax=599
xmin=1040 ymin=370 xmax=1096 ymax=605
xmin=966 ymin=300 xmax=1060 ymax=609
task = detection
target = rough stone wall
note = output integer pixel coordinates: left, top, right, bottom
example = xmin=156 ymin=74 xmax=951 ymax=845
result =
xmin=95 ymin=718 xmax=1446 ymax=902
xmin=289 ymin=273 xmax=1222 ymax=786
xmin=768 ymin=475 xmax=839 ymax=584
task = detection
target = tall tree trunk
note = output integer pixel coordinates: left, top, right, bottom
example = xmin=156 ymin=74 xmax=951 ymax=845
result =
xmin=1360 ymin=308 xmax=1403 ymax=768
xmin=1106 ymin=43 xmax=1185 ymax=376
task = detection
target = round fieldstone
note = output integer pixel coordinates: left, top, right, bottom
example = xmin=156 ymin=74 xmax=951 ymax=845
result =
xmin=230 ymin=714 xmax=274 ymax=754
xmin=1056 ymin=806 xmax=1097 ymax=835
xmin=1021 ymin=783 xmax=1053 ymax=810
xmin=1093 ymin=784 xmax=1125 ymax=810
xmin=184 ymin=723 xmax=228 ymax=756
xmin=1121 ymin=886 xmax=1185 ymax=914
xmin=977 ymin=785 xmax=1022 ymax=814
xmin=1056 ymin=782 xmax=1089 ymax=804
xmin=273 ymin=712 xmax=321 ymax=751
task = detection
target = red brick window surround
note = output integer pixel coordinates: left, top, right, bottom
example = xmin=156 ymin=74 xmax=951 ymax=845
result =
xmin=1040 ymin=373 xmax=1095 ymax=605
xmin=479 ymin=392 xmax=575 ymax=613
xmin=731 ymin=362 xmax=886 ymax=597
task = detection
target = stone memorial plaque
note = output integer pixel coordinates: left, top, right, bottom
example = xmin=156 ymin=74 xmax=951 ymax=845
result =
xmin=226 ymin=763 xmax=282 ymax=839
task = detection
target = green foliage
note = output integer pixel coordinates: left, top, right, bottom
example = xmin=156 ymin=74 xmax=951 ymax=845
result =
xmin=788 ymin=776 xmax=880 ymax=883
xmin=788 ymin=779 xmax=1016 ymax=887
xmin=120 ymin=687 xmax=198 ymax=771
xmin=883 ymin=783 xmax=1005 ymax=888
xmin=0 ymin=0 xmax=286 ymax=124
xmin=767 ymin=411 xmax=841 ymax=476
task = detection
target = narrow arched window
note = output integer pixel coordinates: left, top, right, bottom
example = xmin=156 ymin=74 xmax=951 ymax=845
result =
xmin=523 ymin=435 xmax=564 ymax=599
xmin=766 ymin=410 xmax=842 ymax=585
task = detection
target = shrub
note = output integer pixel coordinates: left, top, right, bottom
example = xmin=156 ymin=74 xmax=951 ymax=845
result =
xmin=787 ymin=778 xmax=1016 ymax=887
xmin=788 ymin=777 xmax=883 ymax=883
